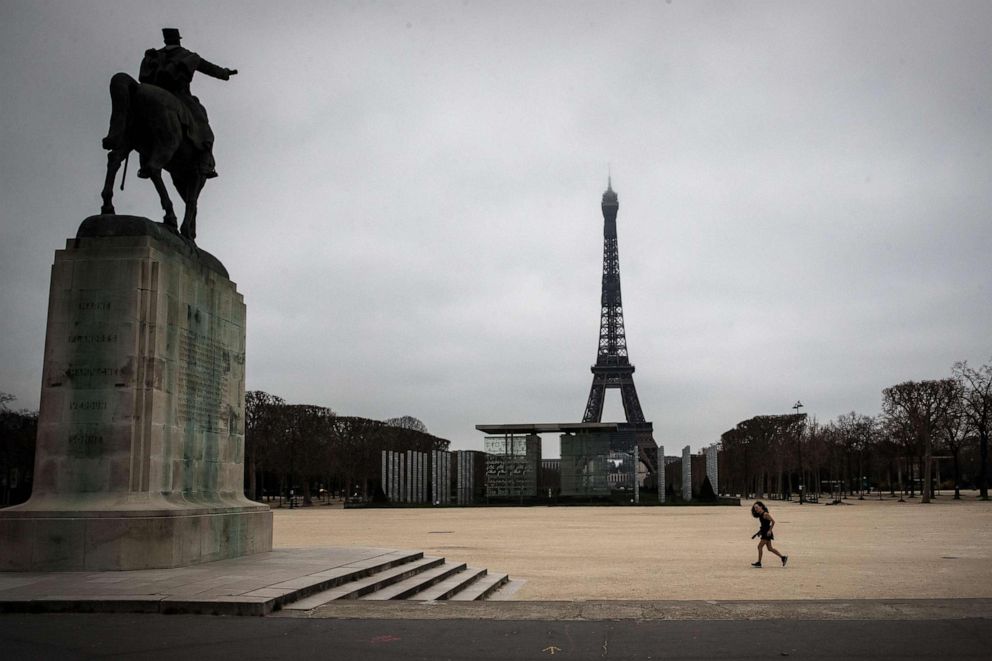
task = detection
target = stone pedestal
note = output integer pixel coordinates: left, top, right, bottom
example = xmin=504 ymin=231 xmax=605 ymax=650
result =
xmin=0 ymin=216 xmax=272 ymax=571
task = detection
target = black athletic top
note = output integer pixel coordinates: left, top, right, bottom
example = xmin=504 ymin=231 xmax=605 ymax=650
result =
xmin=759 ymin=512 xmax=773 ymax=538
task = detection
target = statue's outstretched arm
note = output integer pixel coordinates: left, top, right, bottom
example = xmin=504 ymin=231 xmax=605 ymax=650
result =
xmin=197 ymin=58 xmax=237 ymax=81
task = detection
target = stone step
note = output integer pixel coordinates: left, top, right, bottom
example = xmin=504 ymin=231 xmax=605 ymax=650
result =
xmin=447 ymin=572 xmax=510 ymax=601
xmin=360 ymin=561 xmax=467 ymax=600
xmin=273 ymin=549 xmax=424 ymax=610
xmin=407 ymin=566 xmax=489 ymax=601
xmin=282 ymin=556 xmax=443 ymax=608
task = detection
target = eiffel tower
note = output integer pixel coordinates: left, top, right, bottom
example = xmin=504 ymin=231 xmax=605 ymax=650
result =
xmin=582 ymin=179 xmax=657 ymax=470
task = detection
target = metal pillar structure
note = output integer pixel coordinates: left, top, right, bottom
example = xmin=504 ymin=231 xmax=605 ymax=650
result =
xmin=706 ymin=444 xmax=720 ymax=495
xmin=681 ymin=445 xmax=692 ymax=502
xmin=657 ymin=445 xmax=666 ymax=504
xmin=582 ymin=179 xmax=657 ymax=473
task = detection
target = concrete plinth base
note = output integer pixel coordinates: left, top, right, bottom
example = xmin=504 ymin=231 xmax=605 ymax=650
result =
xmin=0 ymin=216 xmax=271 ymax=571
xmin=0 ymin=507 xmax=272 ymax=571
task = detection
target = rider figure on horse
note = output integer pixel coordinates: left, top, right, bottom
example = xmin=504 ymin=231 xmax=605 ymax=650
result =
xmin=103 ymin=28 xmax=237 ymax=179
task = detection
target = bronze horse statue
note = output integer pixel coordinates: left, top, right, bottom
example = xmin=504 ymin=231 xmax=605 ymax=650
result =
xmin=100 ymin=72 xmax=207 ymax=241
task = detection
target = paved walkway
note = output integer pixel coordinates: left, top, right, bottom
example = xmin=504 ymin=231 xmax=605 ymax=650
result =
xmin=0 ymin=547 xmax=992 ymax=622
xmin=3 ymin=496 xmax=990 ymax=617
xmin=0 ymin=547 xmax=415 ymax=615
xmin=279 ymin=597 xmax=992 ymax=621
xmin=3 ymin=543 xmax=991 ymax=621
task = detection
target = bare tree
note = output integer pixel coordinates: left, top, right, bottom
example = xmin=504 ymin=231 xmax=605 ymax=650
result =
xmin=385 ymin=416 xmax=428 ymax=434
xmin=937 ymin=383 xmax=969 ymax=500
xmin=718 ymin=414 xmax=802 ymax=498
xmin=873 ymin=417 xmax=902 ymax=497
xmin=884 ymin=414 xmax=917 ymax=500
xmin=805 ymin=418 xmax=826 ymax=498
xmin=832 ymin=412 xmax=876 ymax=498
xmin=288 ymin=404 xmax=336 ymax=504
xmin=882 ymin=379 xmax=958 ymax=503
xmin=0 ymin=393 xmax=37 ymax=506
xmin=244 ymin=390 xmax=285 ymax=500
xmin=819 ymin=423 xmax=844 ymax=500
xmin=953 ymin=359 xmax=992 ymax=500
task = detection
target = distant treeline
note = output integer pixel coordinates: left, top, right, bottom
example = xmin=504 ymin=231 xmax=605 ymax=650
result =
xmin=0 ymin=390 xmax=451 ymax=508
xmin=0 ymin=393 xmax=37 ymax=507
xmin=244 ymin=390 xmax=450 ymax=504
xmin=6 ymin=356 xmax=989 ymax=510
xmin=719 ymin=359 xmax=992 ymax=502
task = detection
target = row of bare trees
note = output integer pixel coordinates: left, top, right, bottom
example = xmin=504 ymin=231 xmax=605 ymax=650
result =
xmin=244 ymin=390 xmax=449 ymax=504
xmin=718 ymin=359 xmax=992 ymax=502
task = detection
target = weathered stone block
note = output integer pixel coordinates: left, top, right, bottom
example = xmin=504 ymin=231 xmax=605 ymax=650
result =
xmin=0 ymin=216 xmax=272 ymax=570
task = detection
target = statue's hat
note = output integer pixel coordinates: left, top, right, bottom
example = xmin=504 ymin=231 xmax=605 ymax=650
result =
xmin=162 ymin=28 xmax=182 ymax=43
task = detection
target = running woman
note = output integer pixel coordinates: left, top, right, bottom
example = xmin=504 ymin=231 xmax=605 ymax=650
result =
xmin=751 ymin=501 xmax=788 ymax=567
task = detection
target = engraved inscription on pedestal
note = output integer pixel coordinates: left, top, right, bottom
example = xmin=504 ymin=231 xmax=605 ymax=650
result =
xmin=67 ymin=431 xmax=104 ymax=457
xmin=176 ymin=329 xmax=232 ymax=433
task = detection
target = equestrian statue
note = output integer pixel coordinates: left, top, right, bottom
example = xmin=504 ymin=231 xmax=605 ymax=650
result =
xmin=101 ymin=28 xmax=237 ymax=241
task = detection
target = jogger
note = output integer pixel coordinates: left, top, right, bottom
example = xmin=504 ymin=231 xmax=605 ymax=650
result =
xmin=751 ymin=501 xmax=788 ymax=567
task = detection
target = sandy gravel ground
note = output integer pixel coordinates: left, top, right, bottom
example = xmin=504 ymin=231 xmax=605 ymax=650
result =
xmin=273 ymin=494 xmax=992 ymax=600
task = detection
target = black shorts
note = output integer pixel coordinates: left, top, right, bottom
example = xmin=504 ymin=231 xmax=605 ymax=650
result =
xmin=760 ymin=531 xmax=774 ymax=541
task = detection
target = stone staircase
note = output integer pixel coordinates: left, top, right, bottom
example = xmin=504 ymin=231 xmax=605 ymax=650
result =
xmin=282 ymin=550 xmax=510 ymax=610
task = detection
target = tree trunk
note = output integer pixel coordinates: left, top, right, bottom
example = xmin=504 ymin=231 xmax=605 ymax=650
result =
xmin=897 ymin=459 xmax=905 ymax=501
xmin=952 ymin=449 xmax=961 ymax=500
xmin=922 ymin=439 xmax=932 ymax=503
xmin=908 ymin=456 xmax=915 ymax=497
xmin=248 ymin=452 xmax=257 ymax=500
xmin=845 ymin=455 xmax=851 ymax=496
xmin=980 ymin=429 xmax=989 ymax=500
xmin=743 ymin=450 xmax=749 ymax=499
xmin=858 ymin=455 xmax=865 ymax=499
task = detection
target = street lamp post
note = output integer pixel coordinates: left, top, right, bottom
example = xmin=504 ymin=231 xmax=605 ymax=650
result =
xmin=793 ymin=400 xmax=805 ymax=504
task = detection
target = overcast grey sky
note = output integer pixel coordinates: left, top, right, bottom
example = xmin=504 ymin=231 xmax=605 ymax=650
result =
xmin=1 ymin=1 xmax=990 ymax=455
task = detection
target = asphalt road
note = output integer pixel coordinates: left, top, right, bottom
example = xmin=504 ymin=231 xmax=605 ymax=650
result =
xmin=2 ymin=613 xmax=990 ymax=660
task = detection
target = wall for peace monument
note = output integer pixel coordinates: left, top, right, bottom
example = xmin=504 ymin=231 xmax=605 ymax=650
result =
xmin=0 ymin=216 xmax=272 ymax=571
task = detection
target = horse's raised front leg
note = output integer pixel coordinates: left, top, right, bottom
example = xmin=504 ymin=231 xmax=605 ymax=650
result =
xmin=148 ymin=169 xmax=178 ymax=229
xmin=179 ymin=175 xmax=206 ymax=242
xmin=100 ymin=149 xmax=128 ymax=215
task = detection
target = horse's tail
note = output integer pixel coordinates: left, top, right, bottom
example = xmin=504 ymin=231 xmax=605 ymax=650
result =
xmin=103 ymin=72 xmax=138 ymax=151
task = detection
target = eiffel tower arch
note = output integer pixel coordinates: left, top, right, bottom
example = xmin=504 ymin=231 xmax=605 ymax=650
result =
xmin=582 ymin=179 xmax=658 ymax=474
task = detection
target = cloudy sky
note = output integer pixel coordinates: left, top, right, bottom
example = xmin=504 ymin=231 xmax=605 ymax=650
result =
xmin=1 ymin=1 xmax=990 ymax=455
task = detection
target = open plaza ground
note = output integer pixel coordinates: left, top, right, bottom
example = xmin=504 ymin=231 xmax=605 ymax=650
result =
xmin=4 ymin=496 xmax=992 ymax=660
xmin=274 ymin=493 xmax=992 ymax=601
